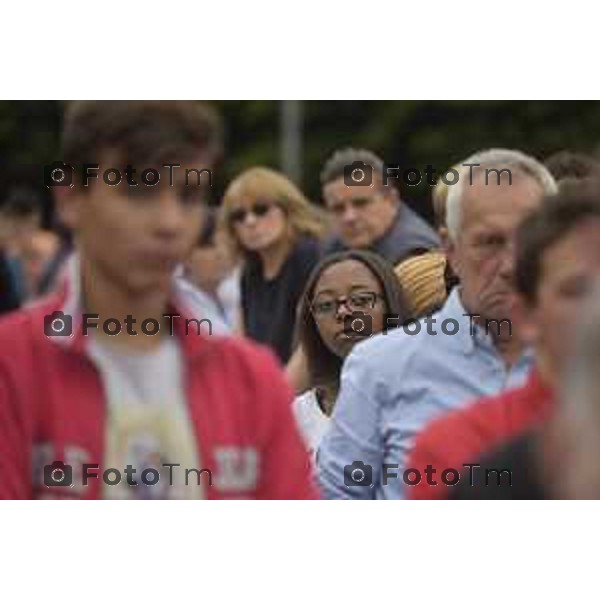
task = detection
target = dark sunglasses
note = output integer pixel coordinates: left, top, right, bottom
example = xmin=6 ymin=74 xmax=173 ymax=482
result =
xmin=229 ymin=202 xmax=275 ymax=225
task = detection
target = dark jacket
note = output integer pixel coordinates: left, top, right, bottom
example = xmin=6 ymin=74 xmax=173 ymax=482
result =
xmin=324 ymin=201 xmax=440 ymax=265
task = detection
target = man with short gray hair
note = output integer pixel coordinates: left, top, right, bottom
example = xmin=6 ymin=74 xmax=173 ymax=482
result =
xmin=318 ymin=148 xmax=556 ymax=499
xmin=321 ymin=148 xmax=440 ymax=263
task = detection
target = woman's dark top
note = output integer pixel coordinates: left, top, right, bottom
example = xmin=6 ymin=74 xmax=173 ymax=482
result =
xmin=241 ymin=236 xmax=321 ymax=364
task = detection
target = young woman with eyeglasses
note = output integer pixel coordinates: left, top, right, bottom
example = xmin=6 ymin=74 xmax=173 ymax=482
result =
xmin=292 ymin=250 xmax=411 ymax=456
xmin=221 ymin=167 xmax=327 ymax=364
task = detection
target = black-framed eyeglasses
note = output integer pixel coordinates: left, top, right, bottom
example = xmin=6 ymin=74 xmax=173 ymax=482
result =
xmin=311 ymin=291 xmax=383 ymax=317
xmin=229 ymin=202 xmax=275 ymax=225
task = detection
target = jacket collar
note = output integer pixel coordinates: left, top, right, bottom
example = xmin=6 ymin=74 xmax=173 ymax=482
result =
xmin=43 ymin=253 xmax=212 ymax=360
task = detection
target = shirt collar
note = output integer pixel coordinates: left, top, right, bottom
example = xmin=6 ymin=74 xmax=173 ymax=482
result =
xmin=46 ymin=253 xmax=211 ymax=359
xmin=439 ymin=287 xmax=528 ymax=359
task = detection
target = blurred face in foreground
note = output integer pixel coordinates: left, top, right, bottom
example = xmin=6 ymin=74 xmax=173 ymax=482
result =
xmin=311 ymin=259 xmax=386 ymax=358
xmin=57 ymin=152 xmax=211 ymax=297
xmin=21 ymin=229 xmax=60 ymax=296
xmin=447 ymin=171 xmax=544 ymax=324
xmin=520 ymin=218 xmax=600 ymax=386
xmin=323 ymin=177 xmax=398 ymax=249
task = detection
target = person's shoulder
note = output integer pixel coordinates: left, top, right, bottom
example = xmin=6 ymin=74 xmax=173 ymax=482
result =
xmin=0 ymin=295 xmax=64 ymax=389
xmin=397 ymin=202 xmax=440 ymax=244
xmin=346 ymin=316 xmax=441 ymax=373
xmin=294 ymin=388 xmax=317 ymax=408
xmin=293 ymin=235 xmax=323 ymax=263
xmin=0 ymin=294 xmax=58 ymax=346
xmin=293 ymin=388 xmax=323 ymax=420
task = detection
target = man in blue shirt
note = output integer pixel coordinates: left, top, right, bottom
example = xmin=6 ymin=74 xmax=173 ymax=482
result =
xmin=317 ymin=148 xmax=558 ymax=499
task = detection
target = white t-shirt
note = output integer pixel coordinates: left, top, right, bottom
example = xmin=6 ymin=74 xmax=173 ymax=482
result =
xmin=88 ymin=337 xmax=205 ymax=499
xmin=292 ymin=389 xmax=331 ymax=458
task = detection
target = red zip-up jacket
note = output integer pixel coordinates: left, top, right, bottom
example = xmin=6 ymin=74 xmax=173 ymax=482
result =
xmin=0 ymin=266 xmax=317 ymax=500
xmin=406 ymin=370 xmax=554 ymax=500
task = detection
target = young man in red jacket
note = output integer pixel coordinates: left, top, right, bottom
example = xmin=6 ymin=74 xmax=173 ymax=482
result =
xmin=0 ymin=101 xmax=317 ymax=500
xmin=406 ymin=179 xmax=600 ymax=499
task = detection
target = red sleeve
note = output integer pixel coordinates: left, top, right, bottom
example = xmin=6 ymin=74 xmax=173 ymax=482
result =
xmin=406 ymin=421 xmax=456 ymax=500
xmin=407 ymin=397 xmax=509 ymax=500
xmin=0 ymin=363 xmax=32 ymax=499
xmin=253 ymin=351 xmax=319 ymax=500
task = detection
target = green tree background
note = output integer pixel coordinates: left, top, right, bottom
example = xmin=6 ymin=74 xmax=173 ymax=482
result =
xmin=1 ymin=100 xmax=599 ymax=223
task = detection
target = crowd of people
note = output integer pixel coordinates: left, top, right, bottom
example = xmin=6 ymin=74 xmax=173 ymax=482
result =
xmin=0 ymin=99 xmax=599 ymax=499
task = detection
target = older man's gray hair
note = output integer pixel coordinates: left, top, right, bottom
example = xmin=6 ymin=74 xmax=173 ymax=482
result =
xmin=446 ymin=149 xmax=558 ymax=240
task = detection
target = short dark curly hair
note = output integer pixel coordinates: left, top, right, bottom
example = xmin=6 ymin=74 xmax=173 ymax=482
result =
xmin=544 ymin=151 xmax=598 ymax=182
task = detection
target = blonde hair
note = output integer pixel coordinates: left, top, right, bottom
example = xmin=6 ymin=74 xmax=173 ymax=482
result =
xmin=221 ymin=167 xmax=328 ymax=258
xmin=431 ymin=168 xmax=458 ymax=230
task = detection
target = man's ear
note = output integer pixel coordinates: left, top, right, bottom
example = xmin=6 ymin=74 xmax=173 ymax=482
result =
xmin=442 ymin=229 xmax=460 ymax=279
xmin=53 ymin=186 xmax=81 ymax=230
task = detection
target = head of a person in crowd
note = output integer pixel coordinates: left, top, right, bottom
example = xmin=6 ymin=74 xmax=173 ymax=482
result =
xmin=445 ymin=148 xmax=557 ymax=330
xmin=185 ymin=207 xmax=235 ymax=294
xmin=513 ymin=179 xmax=600 ymax=389
xmin=0 ymin=187 xmax=43 ymax=255
xmin=54 ymin=100 xmax=223 ymax=297
xmin=296 ymin=250 xmax=411 ymax=391
xmin=548 ymin=280 xmax=600 ymax=499
xmin=20 ymin=229 xmax=60 ymax=298
xmin=431 ymin=165 xmax=461 ymax=238
xmin=544 ymin=150 xmax=599 ymax=185
xmin=320 ymin=148 xmax=399 ymax=250
xmin=394 ymin=250 xmax=448 ymax=317
xmin=221 ymin=167 xmax=325 ymax=262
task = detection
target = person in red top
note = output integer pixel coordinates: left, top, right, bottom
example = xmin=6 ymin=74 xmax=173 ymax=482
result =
xmin=0 ymin=101 xmax=317 ymax=500
xmin=407 ymin=179 xmax=600 ymax=499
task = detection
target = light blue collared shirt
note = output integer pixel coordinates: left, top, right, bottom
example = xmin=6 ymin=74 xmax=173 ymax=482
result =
xmin=317 ymin=288 xmax=533 ymax=499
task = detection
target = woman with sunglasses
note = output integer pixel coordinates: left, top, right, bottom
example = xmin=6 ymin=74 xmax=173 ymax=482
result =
xmin=293 ymin=250 xmax=411 ymax=456
xmin=221 ymin=167 xmax=327 ymax=364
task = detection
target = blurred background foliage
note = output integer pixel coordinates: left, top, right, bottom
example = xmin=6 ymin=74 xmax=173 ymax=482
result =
xmin=2 ymin=100 xmax=600 ymax=224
